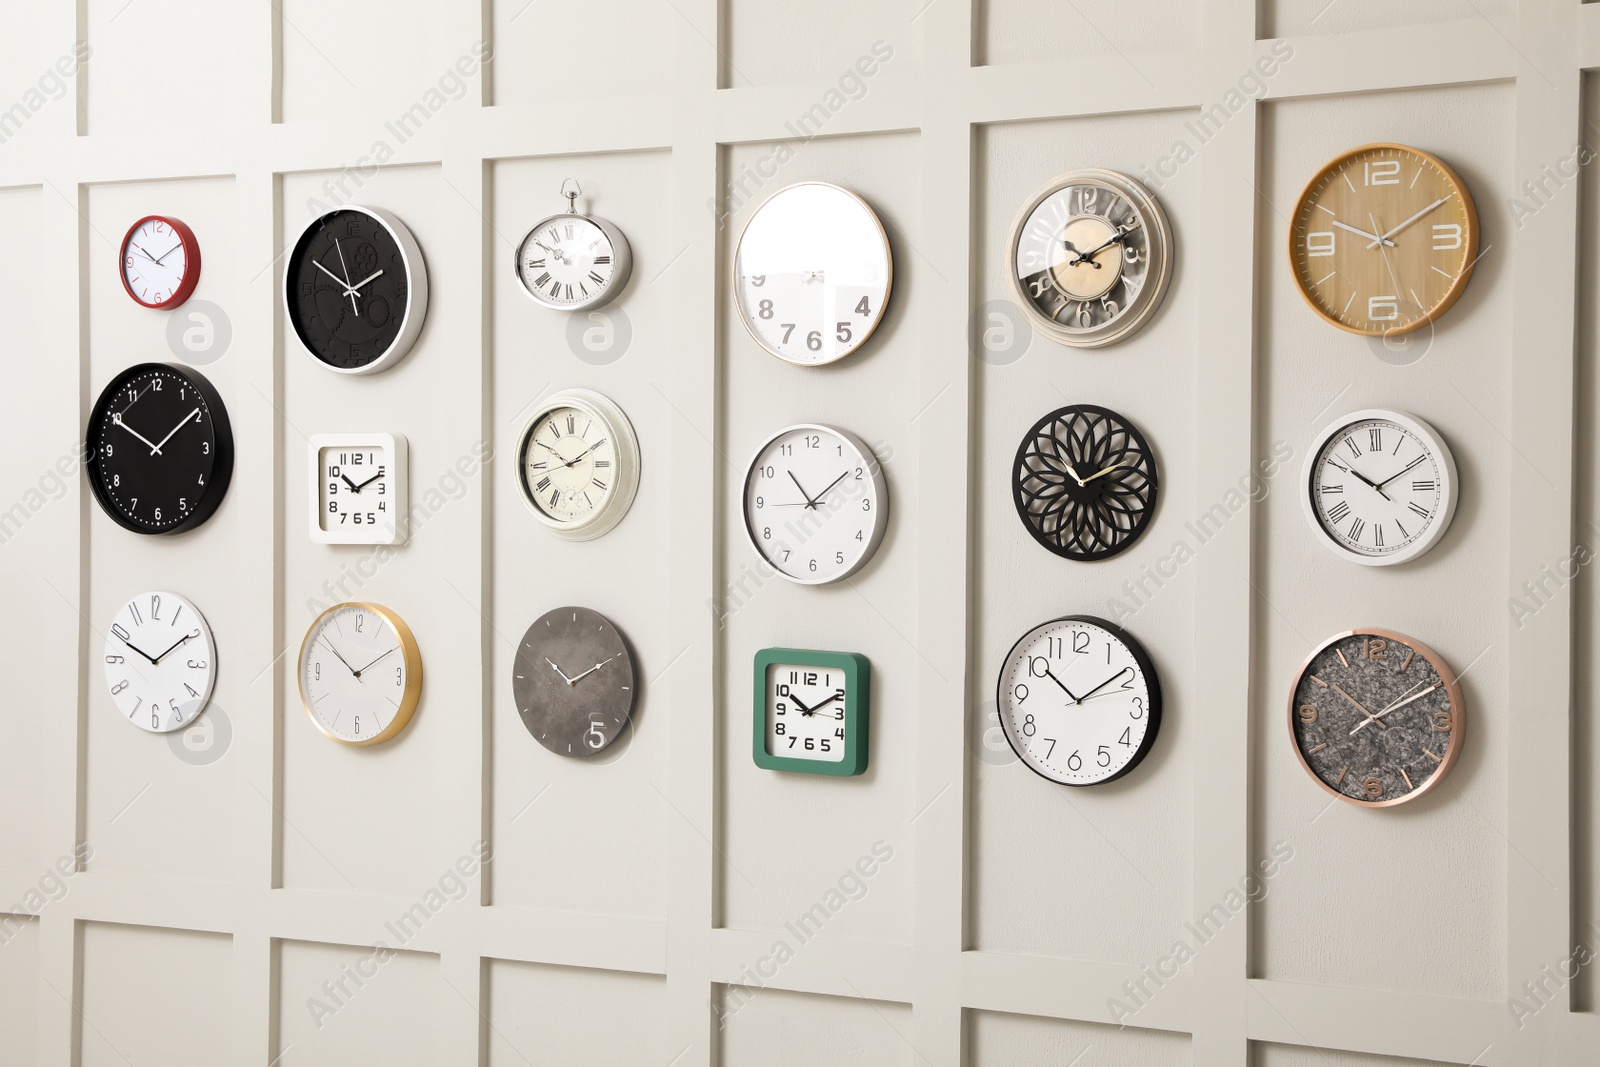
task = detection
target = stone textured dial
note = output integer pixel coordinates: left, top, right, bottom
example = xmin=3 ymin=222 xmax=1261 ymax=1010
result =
xmin=513 ymin=607 xmax=636 ymax=758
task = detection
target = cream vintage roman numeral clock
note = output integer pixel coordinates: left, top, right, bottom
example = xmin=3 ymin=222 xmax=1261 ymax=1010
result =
xmin=1289 ymin=143 xmax=1479 ymax=335
xmin=515 ymin=389 xmax=640 ymax=540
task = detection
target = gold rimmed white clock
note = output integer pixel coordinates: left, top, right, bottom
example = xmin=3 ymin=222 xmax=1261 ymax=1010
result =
xmin=1289 ymin=143 xmax=1479 ymax=336
xmin=298 ymin=602 xmax=423 ymax=746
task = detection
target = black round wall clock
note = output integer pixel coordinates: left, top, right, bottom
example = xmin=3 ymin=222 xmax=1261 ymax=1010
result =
xmin=1012 ymin=404 xmax=1158 ymax=561
xmin=86 ymin=363 xmax=234 ymax=535
xmin=284 ymin=205 xmax=428 ymax=375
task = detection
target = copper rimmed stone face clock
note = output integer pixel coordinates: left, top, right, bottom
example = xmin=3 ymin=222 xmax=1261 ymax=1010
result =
xmin=1289 ymin=629 xmax=1464 ymax=807
xmin=1289 ymin=143 xmax=1479 ymax=336
xmin=120 ymin=216 xmax=200 ymax=309
xmin=734 ymin=182 xmax=893 ymax=366
xmin=513 ymin=607 xmax=636 ymax=758
xmin=515 ymin=180 xmax=633 ymax=311
xmin=298 ymin=602 xmax=423 ymax=746
xmin=1009 ymin=169 xmax=1172 ymax=348
xmin=742 ymin=424 xmax=888 ymax=584
xmin=102 ymin=590 xmax=216 ymax=733
xmin=285 ymin=205 xmax=428 ymax=374
xmin=1013 ymin=405 xmax=1158 ymax=561
xmin=515 ymin=389 xmax=640 ymax=541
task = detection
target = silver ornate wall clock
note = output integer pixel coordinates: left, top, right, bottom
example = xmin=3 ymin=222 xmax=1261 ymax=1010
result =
xmin=515 ymin=179 xmax=633 ymax=311
xmin=1008 ymin=169 xmax=1173 ymax=348
xmin=103 ymin=590 xmax=217 ymax=733
xmin=1302 ymin=409 xmax=1458 ymax=566
xmin=1012 ymin=404 xmax=1158 ymax=561
xmin=514 ymin=389 xmax=641 ymax=541
xmin=513 ymin=607 xmax=637 ymax=758
xmin=1289 ymin=629 xmax=1464 ymax=807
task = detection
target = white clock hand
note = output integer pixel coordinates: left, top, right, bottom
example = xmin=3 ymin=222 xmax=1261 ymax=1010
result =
xmin=1370 ymin=197 xmax=1449 ymax=247
xmin=344 ymin=268 xmax=385 ymax=293
xmin=314 ymin=261 xmax=359 ymax=294
xmin=150 ymin=408 xmax=200 ymax=456
xmin=1330 ymin=219 xmax=1394 ymax=248
xmin=1348 ymin=681 xmax=1441 ymax=735
xmin=333 ymin=238 xmax=360 ymax=317
xmin=545 ymin=658 xmax=575 ymax=684
xmin=566 ymin=656 xmax=616 ymax=685
xmin=111 ymin=413 xmax=164 ymax=456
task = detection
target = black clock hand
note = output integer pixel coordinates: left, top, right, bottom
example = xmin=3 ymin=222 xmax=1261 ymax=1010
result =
xmin=1040 ymin=666 xmax=1081 ymax=704
xmin=1374 ymin=454 xmax=1427 ymax=491
xmin=811 ymin=470 xmax=851 ymax=502
xmin=1075 ymin=666 xmax=1133 ymax=703
xmin=787 ymin=471 xmax=818 ymax=510
xmin=149 ymin=631 xmax=197 ymax=664
xmin=352 ymin=647 xmax=396 ymax=677
xmin=1345 ymin=465 xmax=1392 ymax=502
xmin=803 ymin=693 xmax=842 ymax=716
xmin=320 ymin=636 xmax=361 ymax=680
xmin=559 ymin=441 xmax=607 ymax=469
xmin=340 ymin=474 xmax=361 ymax=493
xmin=353 ymin=473 xmax=384 ymax=491
xmin=788 ymin=692 xmax=814 ymax=715
xmin=119 ymin=635 xmax=161 ymax=666
xmin=1067 ymin=222 xmax=1139 ymax=266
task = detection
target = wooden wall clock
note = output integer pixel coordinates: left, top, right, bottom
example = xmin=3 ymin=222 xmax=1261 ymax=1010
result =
xmin=1288 ymin=629 xmax=1464 ymax=807
xmin=120 ymin=216 xmax=200 ymax=309
xmin=752 ymin=648 xmax=869 ymax=776
xmin=1289 ymin=143 xmax=1479 ymax=336
xmin=513 ymin=607 xmax=636 ymax=758
xmin=515 ymin=179 xmax=633 ymax=311
xmin=1012 ymin=404 xmax=1157 ymax=561
xmin=298 ymin=602 xmax=423 ymax=746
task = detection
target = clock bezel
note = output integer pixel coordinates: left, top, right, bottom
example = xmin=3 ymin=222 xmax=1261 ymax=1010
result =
xmin=284 ymin=204 xmax=430 ymax=376
xmin=307 ymin=432 xmax=410 ymax=546
xmin=514 ymin=211 xmax=634 ymax=312
xmin=514 ymin=388 xmax=641 ymax=541
xmin=119 ymin=215 xmax=201 ymax=310
xmin=297 ymin=601 xmax=424 ymax=747
xmin=1287 ymin=627 xmax=1465 ymax=808
xmin=752 ymin=647 xmax=870 ymax=777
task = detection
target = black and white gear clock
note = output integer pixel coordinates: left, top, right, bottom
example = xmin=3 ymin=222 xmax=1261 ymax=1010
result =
xmin=515 ymin=179 xmax=633 ymax=311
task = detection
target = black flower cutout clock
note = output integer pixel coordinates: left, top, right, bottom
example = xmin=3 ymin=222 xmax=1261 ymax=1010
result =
xmin=1012 ymin=404 xmax=1158 ymax=561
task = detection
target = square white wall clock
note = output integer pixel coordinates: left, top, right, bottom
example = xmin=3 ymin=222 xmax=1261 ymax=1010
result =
xmin=307 ymin=433 xmax=409 ymax=545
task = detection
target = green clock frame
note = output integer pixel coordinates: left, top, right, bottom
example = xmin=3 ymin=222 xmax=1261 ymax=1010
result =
xmin=752 ymin=647 xmax=870 ymax=776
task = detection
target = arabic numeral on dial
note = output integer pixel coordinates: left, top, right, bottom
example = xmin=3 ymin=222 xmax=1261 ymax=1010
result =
xmin=1306 ymin=231 xmax=1335 ymax=257
xmin=1067 ymin=750 xmax=1082 ymax=771
xmin=806 ymin=331 xmax=821 ymax=351
xmin=1433 ymin=224 xmax=1462 ymax=250
xmin=1130 ymin=696 xmax=1144 ymax=719
xmin=1097 ymin=745 xmax=1111 ymax=767
xmin=1021 ymin=714 xmax=1036 ymax=737
xmin=855 ymin=296 xmax=870 ymax=316
xmin=835 ymin=321 xmax=852 ymax=343
xmin=1368 ymin=296 xmax=1399 ymax=321
xmin=758 ymin=299 xmax=773 ymax=319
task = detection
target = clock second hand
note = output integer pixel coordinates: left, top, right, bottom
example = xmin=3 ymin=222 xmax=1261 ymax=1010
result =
xmin=333 ymin=238 xmax=360 ymax=317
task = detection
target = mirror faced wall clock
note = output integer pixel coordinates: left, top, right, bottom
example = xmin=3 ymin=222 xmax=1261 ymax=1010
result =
xmin=733 ymin=182 xmax=893 ymax=366
xmin=103 ymin=590 xmax=216 ymax=734
xmin=1012 ymin=404 xmax=1157 ymax=561
xmin=752 ymin=648 xmax=869 ymax=776
xmin=298 ymin=602 xmax=423 ymax=746
xmin=1289 ymin=143 xmax=1479 ymax=336
xmin=285 ymin=205 xmax=428 ymax=374
xmin=120 ymin=215 xmax=200 ymax=309
xmin=308 ymin=433 xmax=409 ymax=546
xmin=515 ymin=389 xmax=641 ymax=541
xmin=742 ymin=423 xmax=888 ymax=584
xmin=1289 ymin=629 xmax=1463 ymax=807
xmin=1008 ymin=169 xmax=1173 ymax=348
xmin=86 ymin=363 xmax=234 ymax=535
xmin=513 ymin=607 xmax=636 ymax=758
xmin=515 ymin=179 xmax=633 ymax=311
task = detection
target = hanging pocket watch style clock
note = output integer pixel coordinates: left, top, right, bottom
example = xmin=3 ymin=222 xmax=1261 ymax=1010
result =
xmin=996 ymin=615 xmax=1161 ymax=786
xmin=753 ymin=648 xmax=869 ymax=776
xmin=734 ymin=182 xmax=893 ymax=366
xmin=308 ymin=433 xmax=409 ymax=546
xmin=515 ymin=389 xmax=640 ymax=541
xmin=515 ymin=179 xmax=633 ymax=311
xmin=86 ymin=363 xmax=234 ymax=535
xmin=1289 ymin=143 xmax=1479 ymax=336
xmin=1303 ymin=409 xmax=1458 ymax=565
xmin=298 ymin=602 xmax=423 ymax=746
xmin=285 ymin=205 xmax=428 ymax=374
xmin=1012 ymin=404 xmax=1158 ymax=561
xmin=120 ymin=215 xmax=201 ymax=309
xmin=742 ymin=423 xmax=888 ymax=584
xmin=513 ymin=607 xmax=636 ymax=758
xmin=103 ymin=590 xmax=216 ymax=733
xmin=1008 ymin=169 xmax=1173 ymax=348
xmin=1289 ymin=629 xmax=1464 ymax=807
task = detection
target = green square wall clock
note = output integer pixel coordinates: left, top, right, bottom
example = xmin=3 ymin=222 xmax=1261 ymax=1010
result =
xmin=752 ymin=648 xmax=869 ymax=776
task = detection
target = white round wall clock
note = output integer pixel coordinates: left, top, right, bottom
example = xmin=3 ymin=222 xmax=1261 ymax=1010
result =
xmin=515 ymin=389 xmax=641 ymax=541
xmin=742 ymin=423 xmax=888 ymax=585
xmin=298 ymin=602 xmax=423 ymax=746
xmin=1302 ymin=409 xmax=1458 ymax=566
xmin=515 ymin=180 xmax=633 ymax=311
xmin=733 ymin=182 xmax=893 ymax=366
xmin=102 ymin=590 xmax=216 ymax=734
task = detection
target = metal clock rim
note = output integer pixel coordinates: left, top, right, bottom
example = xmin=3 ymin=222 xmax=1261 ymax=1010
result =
xmin=284 ymin=204 xmax=430 ymax=376
xmin=994 ymin=614 xmax=1163 ymax=787
xmin=1300 ymin=407 xmax=1459 ymax=567
xmin=1011 ymin=403 xmax=1159 ymax=562
xmin=104 ymin=589 xmax=218 ymax=733
xmin=119 ymin=215 xmax=201 ymax=310
xmin=513 ymin=211 xmax=634 ymax=311
xmin=514 ymin=388 xmax=642 ymax=541
xmin=1287 ymin=142 xmax=1480 ymax=338
xmin=731 ymin=181 xmax=895 ymax=367
xmin=1287 ymin=627 xmax=1465 ymax=808
xmin=740 ymin=422 xmax=890 ymax=585
xmin=298 ymin=601 xmax=424 ymax=747
xmin=1005 ymin=168 xmax=1173 ymax=349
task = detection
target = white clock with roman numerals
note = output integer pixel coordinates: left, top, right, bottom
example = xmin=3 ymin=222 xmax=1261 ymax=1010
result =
xmin=515 ymin=180 xmax=632 ymax=312
xmin=1303 ymin=409 xmax=1458 ymax=566
xmin=102 ymin=590 xmax=216 ymax=734
xmin=515 ymin=389 xmax=641 ymax=540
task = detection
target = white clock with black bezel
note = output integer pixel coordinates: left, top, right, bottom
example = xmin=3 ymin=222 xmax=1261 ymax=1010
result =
xmin=1303 ymin=409 xmax=1457 ymax=566
xmin=103 ymin=590 xmax=216 ymax=734
xmin=308 ymin=433 xmax=408 ymax=545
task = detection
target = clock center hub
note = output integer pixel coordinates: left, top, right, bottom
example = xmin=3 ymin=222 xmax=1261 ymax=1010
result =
xmin=1051 ymin=216 xmax=1123 ymax=300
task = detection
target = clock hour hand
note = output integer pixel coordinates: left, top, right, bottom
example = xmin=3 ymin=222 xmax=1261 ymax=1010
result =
xmin=112 ymin=413 xmax=164 ymax=456
xmin=1329 ymin=682 xmax=1387 ymax=730
xmin=787 ymin=692 xmax=814 ymax=716
xmin=320 ymin=636 xmax=361 ymax=679
xmin=1345 ymin=465 xmax=1391 ymax=502
xmin=1040 ymin=666 xmax=1081 ymax=704
xmin=344 ymin=269 xmax=385 ymax=294
xmin=132 ymin=243 xmax=161 ymax=265
xmin=1076 ymin=666 xmax=1133 ymax=703
xmin=119 ymin=635 xmax=161 ymax=666
xmin=1330 ymin=219 xmax=1394 ymax=248
xmin=545 ymin=658 xmax=576 ymax=684
xmin=150 ymin=408 xmax=200 ymax=456
xmin=340 ymin=474 xmax=361 ymax=493
xmin=787 ymin=471 xmax=819 ymax=510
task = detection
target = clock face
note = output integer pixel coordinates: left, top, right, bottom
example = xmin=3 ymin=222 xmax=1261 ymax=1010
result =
xmin=298 ymin=603 xmax=422 ymax=746
xmin=1289 ymin=143 xmax=1479 ymax=336
xmin=285 ymin=206 xmax=427 ymax=374
xmin=752 ymin=648 xmax=869 ymax=776
xmin=1304 ymin=410 xmax=1457 ymax=565
xmin=120 ymin=216 xmax=200 ymax=309
xmin=309 ymin=433 xmax=408 ymax=545
xmin=102 ymin=591 xmax=216 ymax=734
xmin=996 ymin=616 xmax=1160 ymax=786
xmin=512 ymin=607 xmax=636 ymax=758
xmin=515 ymin=389 xmax=640 ymax=541
xmin=742 ymin=424 xmax=888 ymax=584
xmin=1012 ymin=404 xmax=1157 ymax=561
xmin=1289 ymin=629 xmax=1463 ymax=807
xmin=1009 ymin=169 xmax=1172 ymax=348
xmin=86 ymin=363 xmax=234 ymax=535
xmin=515 ymin=213 xmax=631 ymax=310
xmin=733 ymin=182 xmax=892 ymax=366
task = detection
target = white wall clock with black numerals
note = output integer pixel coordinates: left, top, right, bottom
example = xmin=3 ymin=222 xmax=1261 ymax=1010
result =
xmin=103 ymin=590 xmax=216 ymax=734
xmin=86 ymin=363 xmax=234 ymax=535
xmin=513 ymin=607 xmax=636 ymax=758
xmin=1008 ymin=169 xmax=1173 ymax=348
xmin=1012 ymin=404 xmax=1158 ymax=561
xmin=1302 ymin=409 xmax=1458 ymax=566
xmin=285 ymin=205 xmax=428 ymax=375
xmin=752 ymin=648 xmax=869 ymax=776
xmin=308 ymin=433 xmax=409 ymax=546
xmin=298 ymin=602 xmax=423 ymax=746
xmin=742 ymin=423 xmax=888 ymax=585
xmin=734 ymin=182 xmax=893 ymax=366
xmin=120 ymin=215 xmax=201 ymax=310
xmin=1288 ymin=629 xmax=1464 ymax=807
xmin=515 ymin=389 xmax=641 ymax=541
xmin=515 ymin=179 xmax=633 ymax=311
xmin=996 ymin=615 xmax=1161 ymax=786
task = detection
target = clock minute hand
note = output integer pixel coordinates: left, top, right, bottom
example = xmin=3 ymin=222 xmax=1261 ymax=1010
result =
xmin=1076 ymin=666 xmax=1133 ymax=703
xmin=320 ymin=637 xmax=361 ymax=679
xmin=150 ymin=408 xmax=200 ymax=456
xmin=1371 ymin=197 xmax=1449 ymax=247
xmin=1349 ymin=681 xmax=1439 ymax=736
xmin=353 ymin=473 xmax=384 ymax=491
xmin=1329 ymin=682 xmax=1387 ymax=730
xmin=1330 ymin=219 xmax=1393 ymax=248
xmin=352 ymin=646 xmax=396 ymax=677
xmin=545 ymin=658 xmax=576 ymax=684
xmin=567 ymin=656 xmax=616 ymax=685
xmin=1374 ymin=454 xmax=1426 ymax=491
xmin=333 ymin=238 xmax=360 ymax=317
xmin=811 ymin=470 xmax=850 ymax=502
xmin=1345 ymin=464 xmax=1391 ymax=502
